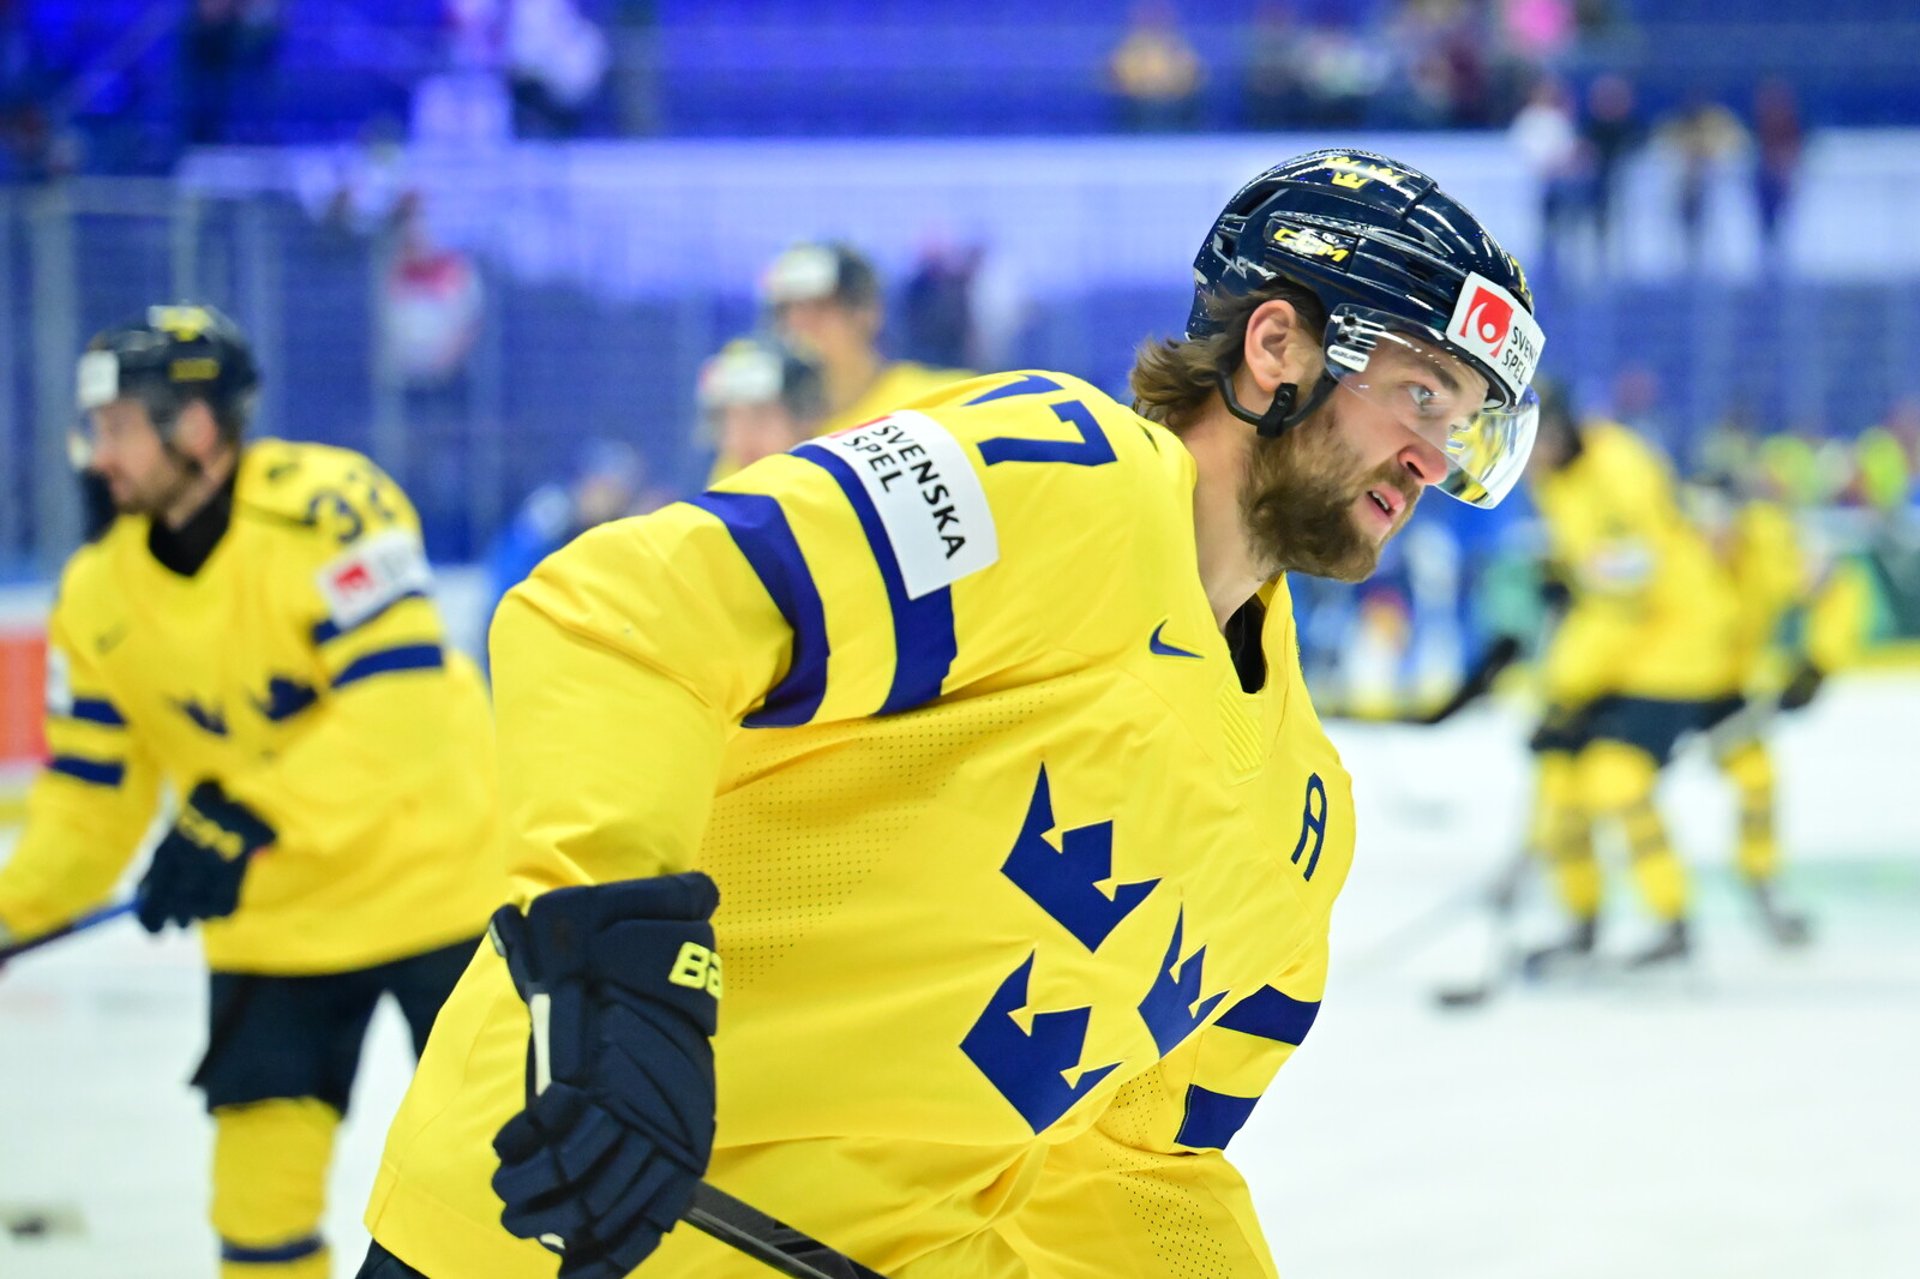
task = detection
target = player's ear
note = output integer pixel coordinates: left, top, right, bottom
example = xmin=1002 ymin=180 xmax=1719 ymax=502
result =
xmin=1241 ymin=298 xmax=1306 ymax=394
xmin=174 ymin=399 xmax=224 ymax=462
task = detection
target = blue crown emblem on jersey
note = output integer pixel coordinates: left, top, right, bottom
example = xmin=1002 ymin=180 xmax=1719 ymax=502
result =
xmin=1137 ymin=908 xmax=1229 ymax=1056
xmin=960 ymin=953 xmax=1120 ymax=1133
xmin=173 ymin=695 xmax=228 ymax=737
xmin=999 ymin=765 xmax=1159 ymax=952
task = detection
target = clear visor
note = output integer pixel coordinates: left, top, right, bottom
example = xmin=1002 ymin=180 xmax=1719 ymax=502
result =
xmin=1323 ymin=320 xmax=1539 ymax=509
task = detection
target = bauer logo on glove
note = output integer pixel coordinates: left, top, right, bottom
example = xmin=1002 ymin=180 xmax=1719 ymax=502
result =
xmin=486 ymin=872 xmax=722 ymax=1279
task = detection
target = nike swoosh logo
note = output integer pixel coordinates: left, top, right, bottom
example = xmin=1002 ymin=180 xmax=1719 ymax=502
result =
xmin=1149 ymin=621 xmax=1204 ymax=660
xmin=95 ymin=622 xmax=132 ymax=656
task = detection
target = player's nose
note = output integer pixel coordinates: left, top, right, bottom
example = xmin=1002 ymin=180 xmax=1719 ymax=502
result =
xmin=1397 ymin=434 xmax=1448 ymax=489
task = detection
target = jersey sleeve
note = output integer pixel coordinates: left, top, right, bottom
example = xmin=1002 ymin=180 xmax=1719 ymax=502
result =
xmin=1000 ymin=947 xmax=1327 ymax=1279
xmin=0 ymin=593 xmax=160 ymax=940
xmin=218 ymin=464 xmax=464 ymax=858
xmin=492 ymin=395 xmax=1135 ymax=895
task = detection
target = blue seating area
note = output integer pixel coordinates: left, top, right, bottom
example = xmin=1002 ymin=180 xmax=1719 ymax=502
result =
xmin=8 ymin=0 xmax=1920 ymax=166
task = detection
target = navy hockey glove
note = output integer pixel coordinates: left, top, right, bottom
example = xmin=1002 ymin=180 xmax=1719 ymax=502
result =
xmin=1528 ymin=703 xmax=1594 ymax=756
xmin=1777 ymin=660 xmax=1825 ymax=713
xmin=135 ymin=781 xmax=275 ymax=933
xmin=487 ymin=872 xmax=721 ymax=1279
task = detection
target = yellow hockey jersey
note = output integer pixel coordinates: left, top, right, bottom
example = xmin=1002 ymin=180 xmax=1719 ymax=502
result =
xmin=1724 ymin=498 xmax=1810 ymax=683
xmin=368 ymin=371 xmax=1355 ymax=1278
xmin=1534 ymin=421 xmax=1742 ymax=705
xmin=0 ymin=440 xmax=504 ymax=974
xmin=709 ymin=360 xmax=972 ymax=484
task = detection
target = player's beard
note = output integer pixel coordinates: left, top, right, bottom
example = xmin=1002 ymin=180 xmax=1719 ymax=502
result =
xmin=1240 ymin=404 xmax=1420 ymax=583
xmin=103 ymin=450 xmax=200 ymax=519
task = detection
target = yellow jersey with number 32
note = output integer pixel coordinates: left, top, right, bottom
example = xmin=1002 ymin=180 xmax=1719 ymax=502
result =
xmin=0 ymin=440 xmax=503 ymax=972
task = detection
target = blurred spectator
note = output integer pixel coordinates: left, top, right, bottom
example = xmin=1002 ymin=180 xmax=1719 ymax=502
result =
xmin=381 ymin=201 xmax=485 ymax=386
xmin=1661 ymin=94 xmax=1749 ymax=269
xmin=1508 ymin=74 xmax=1582 ymax=279
xmin=507 ymin=0 xmax=610 ymax=136
xmin=900 ymin=239 xmax=983 ymax=371
xmin=1501 ymin=0 xmax=1576 ymax=61
xmin=1580 ymin=72 xmax=1641 ymax=267
xmin=182 ymin=0 xmax=282 ymax=146
xmin=0 ymin=3 xmax=59 ymax=182
xmin=1391 ymin=0 xmax=1492 ymax=127
xmin=1752 ymin=76 xmax=1804 ymax=270
xmin=481 ymin=439 xmax=651 ymax=646
xmin=696 ymin=336 xmax=826 ymax=475
xmin=1295 ymin=26 xmax=1387 ymax=127
xmin=1243 ymin=2 xmax=1306 ymax=129
xmin=1107 ymin=0 xmax=1204 ymax=133
xmin=439 ymin=0 xmax=609 ymax=138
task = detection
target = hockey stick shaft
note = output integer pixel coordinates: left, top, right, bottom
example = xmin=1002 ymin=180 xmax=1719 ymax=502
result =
xmin=0 ymin=900 xmax=135 ymax=966
xmin=686 ymin=1182 xmax=889 ymax=1279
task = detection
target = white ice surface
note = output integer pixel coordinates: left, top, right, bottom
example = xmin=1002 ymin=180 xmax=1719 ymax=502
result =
xmin=2 ymin=678 xmax=1916 ymax=1278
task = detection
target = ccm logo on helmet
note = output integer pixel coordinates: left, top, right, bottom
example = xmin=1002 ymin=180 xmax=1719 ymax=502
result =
xmin=1447 ymin=272 xmax=1544 ymax=400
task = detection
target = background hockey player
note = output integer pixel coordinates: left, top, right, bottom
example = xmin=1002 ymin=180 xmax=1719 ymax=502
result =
xmin=704 ymin=240 xmax=972 ymax=485
xmin=358 ymin=150 xmax=1545 ymax=1279
xmin=1522 ymin=388 xmax=1745 ymax=968
xmin=697 ymin=333 xmax=828 ymax=476
xmin=0 ymin=305 xmax=505 ymax=1279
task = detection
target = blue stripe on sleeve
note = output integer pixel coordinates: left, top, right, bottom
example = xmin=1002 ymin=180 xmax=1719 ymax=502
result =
xmin=310 ymin=589 xmax=428 ymax=643
xmin=332 ymin=643 xmax=445 ymax=690
xmin=220 ymin=1235 xmax=324 ymax=1265
xmin=687 ymin=492 xmax=830 ymax=727
xmin=1214 ymin=986 xmax=1321 ymax=1046
xmin=65 ymin=696 xmax=126 ymax=726
xmin=49 ymin=754 xmax=126 ymax=787
xmin=791 ymin=443 xmax=956 ymax=715
xmin=1174 ymin=1085 xmax=1260 ymax=1150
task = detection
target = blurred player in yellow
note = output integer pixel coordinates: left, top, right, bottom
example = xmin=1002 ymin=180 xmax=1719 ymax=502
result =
xmin=0 ymin=305 xmax=504 ymax=1279
xmin=702 ymin=242 xmax=971 ymax=486
xmin=358 ymin=150 xmax=1546 ymax=1279
xmin=697 ymin=334 xmax=828 ymax=475
xmin=1685 ymin=426 xmax=1860 ymax=944
xmin=1523 ymin=389 xmax=1745 ymax=968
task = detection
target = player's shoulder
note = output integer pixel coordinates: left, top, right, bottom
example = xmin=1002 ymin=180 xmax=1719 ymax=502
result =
xmin=878 ymin=360 xmax=974 ymax=400
xmin=915 ymin=370 xmax=1169 ymax=461
xmin=50 ymin=519 xmax=140 ymax=626
xmin=817 ymin=369 xmax=1184 ymax=536
xmin=236 ymin=438 xmax=370 ymax=513
xmin=234 ymin=439 xmax=415 ymax=547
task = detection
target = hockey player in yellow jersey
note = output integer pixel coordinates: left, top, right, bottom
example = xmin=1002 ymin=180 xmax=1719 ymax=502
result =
xmin=0 ymin=305 xmax=504 ymax=1279
xmin=359 ymin=150 xmax=1546 ymax=1279
xmin=706 ymin=242 xmax=971 ymax=484
xmin=1523 ymin=389 xmax=1743 ymax=969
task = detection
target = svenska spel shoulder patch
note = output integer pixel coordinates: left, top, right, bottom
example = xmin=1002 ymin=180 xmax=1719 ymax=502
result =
xmin=812 ymin=411 xmax=998 ymax=599
xmin=315 ymin=527 xmax=433 ymax=631
xmin=1446 ymin=271 xmax=1545 ymax=401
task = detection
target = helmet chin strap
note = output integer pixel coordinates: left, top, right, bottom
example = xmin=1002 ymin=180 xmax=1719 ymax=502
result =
xmin=1216 ymin=371 xmax=1338 ymax=438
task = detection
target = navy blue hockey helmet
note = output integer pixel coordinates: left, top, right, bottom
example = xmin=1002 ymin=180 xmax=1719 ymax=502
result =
xmin=1190 ymin=149 xmax=1545 ymax=506
xmin=76 ymin=303 xmax=260 ymax=439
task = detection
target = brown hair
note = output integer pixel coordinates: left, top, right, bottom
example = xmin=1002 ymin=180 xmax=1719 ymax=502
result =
xmin=1130 ymin=280 xmax=1327 ymax=435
